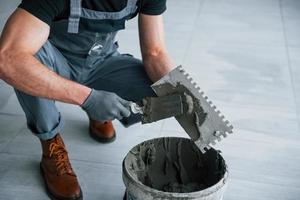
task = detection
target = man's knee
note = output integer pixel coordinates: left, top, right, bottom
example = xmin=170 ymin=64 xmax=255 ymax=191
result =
xmin=118 ymin=56 xmax=156 ymax=98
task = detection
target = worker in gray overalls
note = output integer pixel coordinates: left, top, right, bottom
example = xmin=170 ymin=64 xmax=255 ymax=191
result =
xmin=0 ymin=0 xmax=174 ymax=199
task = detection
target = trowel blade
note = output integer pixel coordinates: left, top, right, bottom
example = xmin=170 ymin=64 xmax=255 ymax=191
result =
xmin=151 ymin=66 xmax=234 ymax=153
xmin=141 ymin=94 xmax=183 ymax=124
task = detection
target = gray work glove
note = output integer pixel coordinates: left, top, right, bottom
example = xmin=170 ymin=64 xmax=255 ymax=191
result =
xmin=81 ymin=89 xmax=131 ymax=122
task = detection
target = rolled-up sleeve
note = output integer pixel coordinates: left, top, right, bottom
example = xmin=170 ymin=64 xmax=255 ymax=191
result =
xmin=140 ymin=0 xmax=167 ymax=15
xmin=18 ymin=0 xmax=66 ymax=26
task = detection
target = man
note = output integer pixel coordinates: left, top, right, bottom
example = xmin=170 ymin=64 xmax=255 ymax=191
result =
xmin=0 ymin=0 xmax=174 ymax=199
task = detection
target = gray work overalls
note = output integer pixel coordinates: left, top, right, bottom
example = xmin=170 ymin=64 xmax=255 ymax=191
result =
xmin=15 ymin=0 xmax=155 ymax=140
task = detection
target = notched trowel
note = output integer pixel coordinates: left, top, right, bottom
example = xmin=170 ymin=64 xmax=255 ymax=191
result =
xmin=150 ymin=66 xmax=234 ymax=153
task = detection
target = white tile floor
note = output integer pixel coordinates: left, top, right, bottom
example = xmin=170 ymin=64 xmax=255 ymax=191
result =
xmin=0 ymin=0 xmax=300 ymax=199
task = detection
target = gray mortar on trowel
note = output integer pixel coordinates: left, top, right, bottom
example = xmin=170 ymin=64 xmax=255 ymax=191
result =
xmin=125 ymin=137 xmax=226 ymax=194
xmin=152 ymin=82 xmax=208 ymax=142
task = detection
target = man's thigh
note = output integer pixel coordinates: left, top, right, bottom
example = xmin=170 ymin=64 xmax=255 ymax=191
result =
xmin=35 ymin=40 xmax=73 ymax=80
xmin=84 ymin=54 xmax=156 ymax=102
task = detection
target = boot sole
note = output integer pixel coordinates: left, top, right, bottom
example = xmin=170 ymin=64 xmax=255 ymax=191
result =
xmin=89 ymin=128 xmax=116 ymax=143
xmin=40 ymin=163 xmax=83 ymax=200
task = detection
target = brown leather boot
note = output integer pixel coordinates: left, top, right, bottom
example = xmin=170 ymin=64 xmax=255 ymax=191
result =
xmin=40 ymin=134 xmax=82 ymax=200
xmin=89 ymin=120 xmax=116 ymax=143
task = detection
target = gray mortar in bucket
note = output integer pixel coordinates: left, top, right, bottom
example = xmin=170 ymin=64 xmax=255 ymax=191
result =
xmin=122 ymin=137 xmax=228 ymax=200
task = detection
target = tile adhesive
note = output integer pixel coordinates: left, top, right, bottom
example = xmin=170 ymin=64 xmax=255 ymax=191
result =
xmin=122 ymin=137 xmax=228 ymax=200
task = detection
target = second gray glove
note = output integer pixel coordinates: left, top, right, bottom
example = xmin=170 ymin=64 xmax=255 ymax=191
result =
xmin=81 ymin=89 xmax=131 ymax=122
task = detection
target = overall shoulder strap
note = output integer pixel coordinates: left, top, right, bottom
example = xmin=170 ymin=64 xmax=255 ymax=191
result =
xmin=68 ymin=0 xmax=82 ymax=34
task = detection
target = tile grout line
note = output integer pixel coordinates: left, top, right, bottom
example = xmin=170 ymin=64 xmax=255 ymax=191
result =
xmin=182 ymin=0 xmax=206 ymax=65
xmin=0 ymin=112 xmax=24 ymax=117
xmin=0 ymin=151 xmax=122 ymax=168
xmin=279 ymin=0 xmax=300 ymax=133
xmin=71 ymin=158 xmax=121 ymax=167
xmin=0 ymin=124 xmax=26 ymax=154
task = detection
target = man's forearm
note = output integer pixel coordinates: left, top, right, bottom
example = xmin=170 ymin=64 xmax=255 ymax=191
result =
xmin=138 ymin=14 xmax=174 ymax=83
xmin=0 ymin=50 xmax=91 ymax=105
xmin=143 ymin=50 xmax=174 ymax=82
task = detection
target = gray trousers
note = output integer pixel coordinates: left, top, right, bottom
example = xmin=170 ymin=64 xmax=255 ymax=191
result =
xmin=15 ymin=41 xmax=155 ymax=140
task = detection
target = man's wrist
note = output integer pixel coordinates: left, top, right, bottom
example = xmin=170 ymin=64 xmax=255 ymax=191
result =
xmin=75 ymin=86 xmax=92 ymax=106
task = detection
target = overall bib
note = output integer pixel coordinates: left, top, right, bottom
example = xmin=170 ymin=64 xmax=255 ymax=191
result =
xmin=15 ymin=0 xmax=155 ymax=140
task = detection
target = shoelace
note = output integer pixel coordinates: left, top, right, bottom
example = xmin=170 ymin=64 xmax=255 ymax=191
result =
xmin=49 ymin=142 xmax=74 ymax=176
